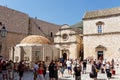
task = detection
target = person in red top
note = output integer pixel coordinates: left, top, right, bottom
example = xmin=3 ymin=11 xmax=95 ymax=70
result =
xmin=38 ymin=63 xmax=45 ymax=80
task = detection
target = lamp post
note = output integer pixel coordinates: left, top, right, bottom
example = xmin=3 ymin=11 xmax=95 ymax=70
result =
xmin=0 ymin=24 xmax=7 ymax=57
xmin=0 ymin=25 xmax=7 ymax=37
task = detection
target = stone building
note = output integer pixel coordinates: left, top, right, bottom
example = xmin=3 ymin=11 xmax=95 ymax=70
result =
xmin=0 ymin=5 xmax=60 ymax=59
xmin=54 ymin=24 xmax=83 ymax=60
xmin=10 ymin=35 xmax=59 ymax=68
xmin=83 ymin=7 xmax=120 ymax=61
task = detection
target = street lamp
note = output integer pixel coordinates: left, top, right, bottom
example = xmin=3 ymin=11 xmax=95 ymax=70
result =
xmin=0 ymin=25 xmax=7 ymax=38
xmin=0 ymin=24 xmax=7 ymax=57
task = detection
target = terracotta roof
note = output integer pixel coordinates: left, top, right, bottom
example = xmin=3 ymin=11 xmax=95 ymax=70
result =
xmin=20 ymin=35 xmax=51 ymax=44
xmin=83 ymin=7 xmax=120 ymax=20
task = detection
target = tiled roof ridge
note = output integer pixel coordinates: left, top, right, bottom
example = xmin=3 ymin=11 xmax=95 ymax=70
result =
xmin=83 ymin=7 xmax=120 ymax=20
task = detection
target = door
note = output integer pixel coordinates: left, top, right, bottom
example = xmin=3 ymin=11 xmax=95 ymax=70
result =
xmin=63 ymin=53 xmax=67 ymax=60
xmin=97 ymin=51 xmax=103 ymax=60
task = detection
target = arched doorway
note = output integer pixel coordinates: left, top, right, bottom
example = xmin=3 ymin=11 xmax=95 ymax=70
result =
xmin=97 ymin=51 xmax=103 ymax=60
xmin=95 ymin=45 xmax=107 ymax=60
xmin=62 ymin=53 xmax=67 ymax=60
xmin=61 ymin=49 xmax=69 ymax=60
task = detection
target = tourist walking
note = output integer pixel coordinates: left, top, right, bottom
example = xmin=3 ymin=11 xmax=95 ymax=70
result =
xmin=7 ymin=60 xmax=14 ymax=80
xmin=105 ymin=61 xmax=112 ymax=78
xmin=74 ymin=64 xmax=81 ymax=80
xmin=18 ymin=61 xmax=25 ymax=80
xmin=38 ymin=63 xmax=45 ymax=80
xmin=33 ymin=62 xmax=39 ymax=80
xmin=90 ymin=61 xmax=98 ymax=80
xmin=82 ymin=59 xmax=87 ymax=74
xmin=111 ymin=58 xmax=114 ymax=69
xmin=1 ymin=60 xmax=8 ymax=80
xmin=43 ymin=61 xmax=47 ymax=78
xmin=66 ymin=59 xmax=72 ymax=75
xmin=49 ymin=60 xmax=55 ymax=80
xmin=59 ymin=62 xmax=65 ymax=77
xmin=54 ymin=61 xmax=59 ymax=80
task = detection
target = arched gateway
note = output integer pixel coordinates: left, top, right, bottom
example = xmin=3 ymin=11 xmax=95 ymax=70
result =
xmin=95 ymin=45 xmax=107 ymax=60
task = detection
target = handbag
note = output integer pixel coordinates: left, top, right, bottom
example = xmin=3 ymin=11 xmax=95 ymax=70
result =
xmin=96 ymin=68 xmax=99 ymax=73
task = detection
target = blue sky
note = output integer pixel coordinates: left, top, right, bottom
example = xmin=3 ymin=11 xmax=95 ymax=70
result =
xmin=0 ymin=0 xmax=120 ymax=25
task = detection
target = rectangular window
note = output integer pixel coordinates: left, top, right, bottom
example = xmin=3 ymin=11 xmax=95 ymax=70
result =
xmin=34 ymin=51 xmax=41 ymax=61
xmin=98 ymin=25 xmax=102 ymax=34
xmin=35 ymin=51 xmax=40 ymax=56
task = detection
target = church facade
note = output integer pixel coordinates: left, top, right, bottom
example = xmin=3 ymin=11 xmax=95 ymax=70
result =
xmin=54 ymin=24 xmax=83 ymax=60
xmin=83 ymin=7 xmax=120 ymax=61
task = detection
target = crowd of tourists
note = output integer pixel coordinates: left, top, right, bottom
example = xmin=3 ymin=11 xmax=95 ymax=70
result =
xmin=32 ymin=57 xmax=119 ymax=80
xmin=0 ymin=57 xmax=119 ymax=80
xmin=33 ymin=58 xmax=86 ymax=80
xmin=0 ymin=58 xmax=27 ymax=80
xmin=89 ymin=58 xmax=117 ymax=80
xmin=0 ymin=59 xmax=14 ymax=80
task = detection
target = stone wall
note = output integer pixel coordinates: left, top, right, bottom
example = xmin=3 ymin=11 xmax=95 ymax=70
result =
xmin=84 ymin=34 xmax=120 ymax=61
xmin=0 ymin=6 xmax=29 ymax=34
xmin=83 ymin=16 xmax=120 ymax=35
xmin=83 ymin=15 xmax=120 ymax=61
xmin=0 ymin=5 xmax=60 ymax=58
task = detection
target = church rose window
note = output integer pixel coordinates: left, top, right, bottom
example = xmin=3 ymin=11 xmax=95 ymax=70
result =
xmin=62 ymin=33 xmax=69 ymax=41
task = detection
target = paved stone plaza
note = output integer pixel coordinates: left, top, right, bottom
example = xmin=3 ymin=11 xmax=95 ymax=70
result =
xmin=0 ymin=64 xmax=120 ymax=80
xmin=59 ymin=64 xmax=120 ymax=80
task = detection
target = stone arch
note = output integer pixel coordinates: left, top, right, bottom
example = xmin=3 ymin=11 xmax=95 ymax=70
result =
xmin=95 ymin=45 xmax=107 ymax=60
xmin=61 ymin=49 xmax=69 ymax=59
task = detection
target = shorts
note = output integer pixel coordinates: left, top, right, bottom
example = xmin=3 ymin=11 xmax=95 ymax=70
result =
xmin=67 ymin=67 xmax=71 ymax=70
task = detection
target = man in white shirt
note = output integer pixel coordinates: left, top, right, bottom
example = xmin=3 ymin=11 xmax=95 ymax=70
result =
xmin=66 ymin=59 xmax=72 ymax=75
